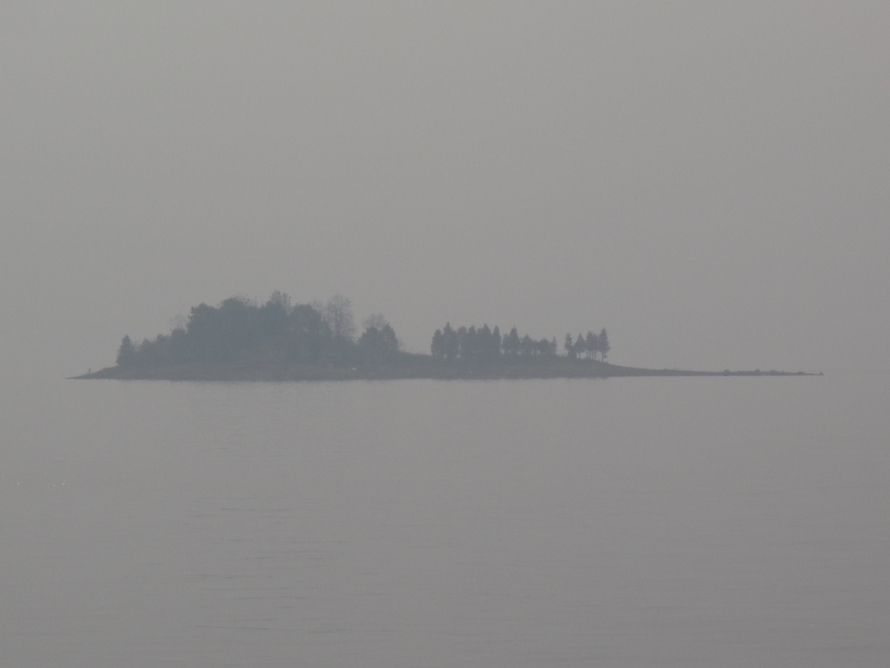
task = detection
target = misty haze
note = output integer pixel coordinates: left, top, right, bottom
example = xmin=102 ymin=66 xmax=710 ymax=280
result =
xmin=3 ymin=3 xmax=890 ymax=666
xmin=77 ymin=290 xmax=815 ymax=381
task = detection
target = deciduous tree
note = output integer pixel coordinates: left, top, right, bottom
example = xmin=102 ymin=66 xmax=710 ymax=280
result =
xmin=324 ymin=295 xmax=355 ymax=341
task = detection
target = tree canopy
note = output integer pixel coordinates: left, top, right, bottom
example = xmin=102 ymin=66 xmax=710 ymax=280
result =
xmin=113 ymin=292 xmax=611 ymax=372
xmin=117 ymin=294 xmax=381 ymax=369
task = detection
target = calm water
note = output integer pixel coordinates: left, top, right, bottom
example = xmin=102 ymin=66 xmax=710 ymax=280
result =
xmin=2 ymin=373 xmax=889 ymax=667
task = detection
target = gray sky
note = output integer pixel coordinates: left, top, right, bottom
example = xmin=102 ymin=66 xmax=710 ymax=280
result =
xmin=2 ymin=1 xmax=889 ymax=379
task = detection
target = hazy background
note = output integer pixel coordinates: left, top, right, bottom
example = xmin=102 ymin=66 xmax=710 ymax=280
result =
xmin=3 ymin=1 xmax=889 ymax=381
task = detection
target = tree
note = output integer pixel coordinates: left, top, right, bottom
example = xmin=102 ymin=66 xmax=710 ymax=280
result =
xmin=585 ymin=331 xmax=598 ymax=360
xmin=456 ymin=326 xmax=469 ymax=360
xmin=258 ymin=293 xmax=290 ymax=343
xmin=431 ymin=329 xmax=445 ymax=360
xmin=442 ymin=323 xmax=458 ymax=362
xmin=324 ymin=295 xmax=355 ymax=341
xmin=363 ymin=313 xmax=388 ymax=331
xmin=287 ymin=303 xmax=327 ymax=362
xmin=359 ymin=323 xmax=399 ymax=364
xmin=116 ymin=335 xmax=137 ymax=367
xmin=479 ymin=324 xmax=498 ymax=364
xmin=598 ymin=328 xmax=610 ymax=362
xmin=575 ymin=334 xmax=586 ymax=359
xmin=462 ymin=326 xmax=477 ymax=362
xmin=504 ymin=327 xmax=520 ymax=357
xmin=269 ymin=290 xmax=291 ymax=311
xmin=564 ymin=333 xmax=576 ymax=359
xmin=519 ymin=334 xmax=534 ymax=357
xmin=380 ymin=324 xmax=398 ymax=353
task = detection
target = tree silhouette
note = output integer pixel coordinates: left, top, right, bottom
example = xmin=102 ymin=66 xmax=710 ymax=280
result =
xmin=324 ymin=295 xmax=355 ymax=341
xmin=359 ymin=323 xmax=399 ymax=364
xmin=116 ymin=335 xmax=137 ymax=366
xmin=431 ymin=329 xmax=445 ymax=360
xmin=574 ymin=334 xmax=585 ymax=358
xmin=442 ymin=323 xmax=458 ymax=362
xmin=565 ymin=333 xmax=576 ymax=359
xmin=599 ymin=328 xmax=610 ymax=362
xmin=504 ymin=327 xmax=520 ymax=357
xmin=585 ymin=331 xmax=598 ymax=360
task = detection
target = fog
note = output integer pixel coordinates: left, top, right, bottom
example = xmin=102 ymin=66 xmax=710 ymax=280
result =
xmin=3 ymin=1 xmax=889 ymax=381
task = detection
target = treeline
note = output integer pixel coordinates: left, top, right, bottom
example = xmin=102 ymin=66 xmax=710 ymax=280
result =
xmin=115 ymin=292 xmax=398 ymax=368
xmin=563 ymin=330 xmax=610 ymax=361
xmin=431 ymin=324 xmax=609 ymax=364
xmin=112 ymin=291 xmax=612 ymax=371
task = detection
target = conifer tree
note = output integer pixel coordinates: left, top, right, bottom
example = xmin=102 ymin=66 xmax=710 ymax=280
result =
xmin=599 ymin=328 xmax=610 ymax=362
xmin=585 ymin=331 xmax=598 ymax=360
xmin=575 ymin=334 xmax=586 ymax=358
xmin=504 ymin=327 xmax=520 ymax=357
xmin=442 ymin=323 xmax=458 ymax=362
xmin=116 ymin=335 xmax=137 ymax=367
xmin=520 ymin=334 xmax=534 ymax=357
xmin=431 ymin=329 xmax=445 ymax=360
xmin=492 ymin=326 xmax=502 ymax=357
xmin=564 ymin=333 xmax=576 ymax=359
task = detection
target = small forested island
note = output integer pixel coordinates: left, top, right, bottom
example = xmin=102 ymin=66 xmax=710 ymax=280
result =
xmin=75 ymin=292 xmax=816 ymax=381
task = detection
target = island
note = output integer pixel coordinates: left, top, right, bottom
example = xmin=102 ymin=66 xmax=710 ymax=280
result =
xmin=74 ymin=292 xmax=817 ymax=381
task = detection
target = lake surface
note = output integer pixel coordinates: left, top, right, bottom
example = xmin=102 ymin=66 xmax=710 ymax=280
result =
xmin=2 ymin=373 xmax=889 ymax=667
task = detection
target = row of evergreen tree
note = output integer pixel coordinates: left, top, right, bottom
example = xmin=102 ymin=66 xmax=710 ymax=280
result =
xmin=116 ymin=293 xmax=398 ymax=367
xmin=563 ymin=330 xmax=610 ymax=361
xmin=431 ymin=324 xmax=609 ymax=363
